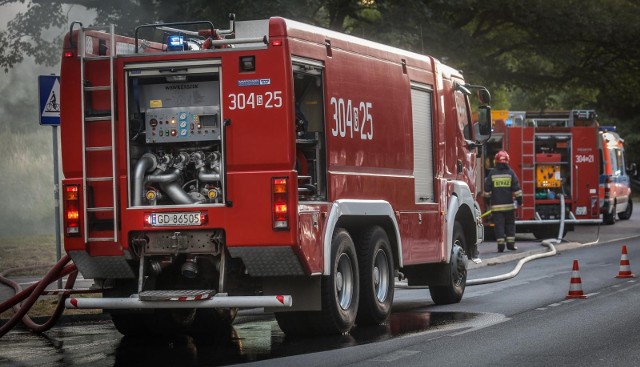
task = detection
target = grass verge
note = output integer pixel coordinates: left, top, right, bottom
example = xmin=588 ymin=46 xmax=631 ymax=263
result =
xmin=0 ymin=235 xmax=58 ymax=276
xmin=1 ymin=234 xmax=102 ymax=321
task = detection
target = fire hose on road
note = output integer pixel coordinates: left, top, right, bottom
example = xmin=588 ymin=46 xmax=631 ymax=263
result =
xmin=0 ymin=255 xmax=78 ymax=337
xmin=468 ymin=194 xmax=601 ymax=286
xmin=1 ymin=195 xmax=602 ymax=337
xmin=467 ymin=239 xmax=559 ymax=286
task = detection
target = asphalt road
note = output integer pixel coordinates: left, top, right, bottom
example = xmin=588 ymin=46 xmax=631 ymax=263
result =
xmin=1 ymin=214 xmax=639 ymax=366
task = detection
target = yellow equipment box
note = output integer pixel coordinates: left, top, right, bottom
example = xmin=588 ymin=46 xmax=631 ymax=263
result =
xmin=537 ymin=164 xmax=562 ymax=188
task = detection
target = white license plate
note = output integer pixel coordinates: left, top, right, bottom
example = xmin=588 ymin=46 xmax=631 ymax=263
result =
xmin=149 ymin=212 xmax=201 ymax=226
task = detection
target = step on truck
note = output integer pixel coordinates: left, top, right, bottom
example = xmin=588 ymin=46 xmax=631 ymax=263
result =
xmin=59 ymin=15 xmax=492 ymax=336
xmin=481 ymin=110 xmax=602 ymax=240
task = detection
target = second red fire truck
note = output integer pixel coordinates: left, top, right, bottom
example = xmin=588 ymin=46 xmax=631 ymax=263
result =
xmin=482 ymin=110 xmax=602 ymax=239
xmin=58 ymin=15 xmax=492 ymax=336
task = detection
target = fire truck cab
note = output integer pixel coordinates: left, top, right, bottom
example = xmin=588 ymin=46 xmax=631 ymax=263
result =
xmin=59 ymin=15 xmax=492 ymax=336
xmin=598 ymin=127 xmax=633 ymax=224
xmin=482 ymin=110 xmax=602 ymax=239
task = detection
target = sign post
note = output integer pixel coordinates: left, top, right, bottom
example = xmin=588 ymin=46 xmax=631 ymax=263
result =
xmin=39 ymin=75 xmax=62 ymax=288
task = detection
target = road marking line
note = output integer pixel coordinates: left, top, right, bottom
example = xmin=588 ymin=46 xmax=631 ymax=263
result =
xmin=371 ymin=350 xmax=420 ymax=362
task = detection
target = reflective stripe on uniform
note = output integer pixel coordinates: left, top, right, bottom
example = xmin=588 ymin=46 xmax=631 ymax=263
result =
xmin=492 ymin=203 xmax=516 ymax=211
xmin=491 ymin=174 xmax=512 ymax=188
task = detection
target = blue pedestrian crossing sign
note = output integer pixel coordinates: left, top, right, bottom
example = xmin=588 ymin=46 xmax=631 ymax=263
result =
xmin=39 ymin=75 xmax=61 ymax=126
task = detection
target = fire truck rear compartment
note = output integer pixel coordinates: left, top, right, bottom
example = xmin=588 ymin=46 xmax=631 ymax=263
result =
xmin=126 ymin=61 xmax=224 ymax=208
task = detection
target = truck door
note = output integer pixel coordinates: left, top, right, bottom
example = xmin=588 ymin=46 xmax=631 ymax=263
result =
xmin=292 ymin=58 xmax=327 ymax=201
xmin=453 ymin=84 xmax=476 ymax=190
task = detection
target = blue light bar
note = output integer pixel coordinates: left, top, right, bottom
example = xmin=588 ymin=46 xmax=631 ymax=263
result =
xmin=167 ymin=35 xmax=184 ymax=51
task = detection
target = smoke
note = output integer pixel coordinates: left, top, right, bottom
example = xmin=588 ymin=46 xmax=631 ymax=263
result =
xmin=0 ymin=3 xmax=96 ymax=237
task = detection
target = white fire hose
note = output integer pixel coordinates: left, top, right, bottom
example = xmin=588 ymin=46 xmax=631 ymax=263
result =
xmin=467 ymin=194 xmax=600 ymax=286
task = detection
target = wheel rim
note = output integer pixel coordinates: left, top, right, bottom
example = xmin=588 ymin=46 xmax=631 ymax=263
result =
xmin=373 ymin=248 xmax=390 ymax=302
xmin=451 ymin=241 xmax=467 ymax=287
xmin=336 ymin=252 xmax=354 ymax=310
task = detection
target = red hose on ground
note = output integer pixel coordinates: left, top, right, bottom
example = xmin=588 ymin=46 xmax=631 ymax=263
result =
xmin=0 ymin=265 xmax=76 ymax=313
xmin=0 ymin=255 xmax=77 ymax=337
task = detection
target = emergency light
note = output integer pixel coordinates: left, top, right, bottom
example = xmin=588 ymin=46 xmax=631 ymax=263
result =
xmin=167 ymin=35 xmax=184 ymax=51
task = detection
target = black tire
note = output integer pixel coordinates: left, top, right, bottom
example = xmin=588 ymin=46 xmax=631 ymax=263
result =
xmin=111 ymin=312 xmax=150 ymax=337
xmin=619 ymin=198 xmax=633 ymax=220
xmin=145 ymin=309 xmax=197 ymax=336
xmin=604 ymin=203 xmax=617 ymax=225
xmin=356 ymin=226 xmax=394 ymax=326
xmin=105 ymin=280 xmax=150 ymax=337
xmin=429 ymin=222 xmax=467 ymax=305
xmin=309 ymin=228 xmax=359 ymax=335
xmin=190 ymin=308 xmax=238 ymax=336
xmin=275 ymin=311 xmax=312 ymax=336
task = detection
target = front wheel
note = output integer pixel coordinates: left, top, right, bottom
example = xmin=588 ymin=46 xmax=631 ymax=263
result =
xmin=619 ymin=198 xmax=633 ymax=220
xmin=604 ymin=203 xmax=617 ymax=225
xmin=356 ymin=226 xmax=395 ymax=326
xmin=309 ymin=228 xmax=359 ymax=335
xmin=429 ymin=222 xmax=467 ymax=305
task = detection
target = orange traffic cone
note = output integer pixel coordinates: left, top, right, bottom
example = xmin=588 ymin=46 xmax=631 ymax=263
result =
xmin=615 ymin=245 xmax=636 ymax=279
xmin=566 ymin=259 xmax=587 ymax=299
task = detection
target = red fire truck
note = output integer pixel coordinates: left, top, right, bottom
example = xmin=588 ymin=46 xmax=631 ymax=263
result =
xmin=59 ymin=15 xmax=492 ymax=336
xmin=598 ymin=127 xmax=633 ymax=224
xmin=482 ymin=110 xmax=602 ymax=239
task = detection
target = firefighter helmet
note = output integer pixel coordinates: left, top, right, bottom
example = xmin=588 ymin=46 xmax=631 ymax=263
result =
xmin=495 ymin=150 xmax=510 ymax=164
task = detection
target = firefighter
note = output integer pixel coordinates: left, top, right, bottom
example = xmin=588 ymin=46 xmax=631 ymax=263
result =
xmin=484 ymin=150 xmax=523 ymax=252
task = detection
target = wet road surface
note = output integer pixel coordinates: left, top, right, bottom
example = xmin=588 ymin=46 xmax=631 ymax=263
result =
xmin=0 ymin=310 xmax=488 ymax=366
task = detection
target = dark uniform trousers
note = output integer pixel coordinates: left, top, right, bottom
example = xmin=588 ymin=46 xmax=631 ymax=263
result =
xmin=492 ymin=209 xmax=516 ymax=247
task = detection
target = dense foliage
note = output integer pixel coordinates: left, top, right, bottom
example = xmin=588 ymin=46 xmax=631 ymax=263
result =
xmin=2 ymin=0 xmax=640 ymax=163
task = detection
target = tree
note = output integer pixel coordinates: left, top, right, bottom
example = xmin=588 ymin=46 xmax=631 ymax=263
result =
xmin=3 ymin=0 xmax=640 ymax=164
xmin=0 ymin=1 xmax=66 ymax=72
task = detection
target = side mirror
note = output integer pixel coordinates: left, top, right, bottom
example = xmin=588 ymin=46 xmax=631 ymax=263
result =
xmin=627 ymin=163 xmax=637 ymax=177
xmin=477 ymin=88 xmax=491 ymax=105
xmin=477 ymin=105 xmax=492 ymax=137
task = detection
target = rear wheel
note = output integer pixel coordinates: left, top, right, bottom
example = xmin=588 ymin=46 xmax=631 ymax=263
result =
xmin=619 ymin=198 xmax=633 ymax=220
xmin=105 ymin=280 xmax=151 ymax=337
xmin=145 ymin=308 xmax=197 ymax=336
xmin=309 ymin=228 xmax=359 ymax=335
xmin=110 ymin=312 xmax=150 ymax=337
xmin=191 ymin=308 xmax=237 ymax=336
xmin=275 ymin=311 xmax=312 ymax=336
xmin=429 ymin=222 xmax=467 ymax=305
xmin=356 ymin=226 xmax=394 ymax=326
